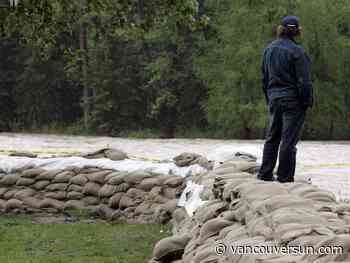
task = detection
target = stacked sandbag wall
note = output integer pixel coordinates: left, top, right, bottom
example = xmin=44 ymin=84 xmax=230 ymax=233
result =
xmin=0 ymin=165 xmax=185 ymax=223
xmin=150 ymin=160 xmax=350 ymax=263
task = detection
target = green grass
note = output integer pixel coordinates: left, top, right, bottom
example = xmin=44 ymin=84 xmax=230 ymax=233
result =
xmin=0 ymin=214 xmax=170 ymax=263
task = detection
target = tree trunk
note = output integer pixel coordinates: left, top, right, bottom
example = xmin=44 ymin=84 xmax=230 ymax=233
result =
xmin=80 ymin=0 xmax=89 ymax=129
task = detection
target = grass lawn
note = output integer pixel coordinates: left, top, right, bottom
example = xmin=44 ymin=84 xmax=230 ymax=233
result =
xmin=0 ymin=214 xmax=170 ymax=263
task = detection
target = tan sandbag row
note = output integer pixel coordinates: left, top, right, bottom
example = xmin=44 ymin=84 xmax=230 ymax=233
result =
xmin=150 ymin=158 xmax=350 ymax=263
xmin=0 ymin=166 xmax=185 ymax=224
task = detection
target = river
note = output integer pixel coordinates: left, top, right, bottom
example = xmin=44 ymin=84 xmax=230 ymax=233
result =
xmin=1 ymin=133 xmax=349 ymax=200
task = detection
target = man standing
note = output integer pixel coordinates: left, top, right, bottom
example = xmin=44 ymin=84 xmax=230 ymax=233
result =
xmin=257 ymin=16 xmax=313 ymax=183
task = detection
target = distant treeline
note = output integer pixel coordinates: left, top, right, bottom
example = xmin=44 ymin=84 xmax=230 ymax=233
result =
xmin=0 ymin=0 xmax=349 ymax=139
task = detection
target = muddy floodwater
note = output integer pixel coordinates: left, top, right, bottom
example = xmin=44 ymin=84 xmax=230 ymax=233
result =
xmin=1 ymin=133 xmax=350 ymax=200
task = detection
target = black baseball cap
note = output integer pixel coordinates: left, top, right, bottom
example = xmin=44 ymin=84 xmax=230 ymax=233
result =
xmin=282 ymin=16 xmax=300 ymax=27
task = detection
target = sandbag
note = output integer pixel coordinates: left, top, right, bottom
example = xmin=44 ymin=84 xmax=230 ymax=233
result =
xmin=0 ymin=187 xmax=9 ymax=198
xmin=22 ymin=168 xmax=46 ymax=178
xmin=83 ymin=182 xmax=101 ymax=196
xmin=39 ymin=198 xmax=64 ymax=210
xmin=23 ymin=197 xmax=42 ymax=209
xmin=164 ymin=176 xmax=184 ymax=188
xmin=0 ymin=174 xmax=20 ymax=186
xmin=68 ymin=184 xmax=83 ymax=192
xmin=138 ymin=178 xmax=161 ymax=191
xmin=16 ymin=178 xmax=35 ymax=186
xmin=5 ymin=199 xmax=23 ymax=211
xmin=153 ymin=234 xmax=191 ymax=261
xmin=45 ymin=191 xmax=66 ymax=200
xmin=123 ymin=170 xmax=152 ymax=185
xmin=14 ymin=189 xmax=36 ymax=201
xmin=85 ymin=171 xmax=111 ymax=184
xmin=4 ymin=189 xmax=18 ymax=200
xmin=36 ymin=169 xmax=62 ymax=181
xmin=64 ymin=200 xmax=85 ymax=211
xmin=69 ymin=175 xmax=88 ymax=186
xmin=107 ymin=172 xmax=128 ymax=185
xmin=97 ymin=204 xmax=115 ymax=220
xmin=32 ymin=180 xmax=51 ymax=190
xmin=104 ymin=149 xmax=128 ymax=161
xmin=67 ymin=191 xmax=84 ymax=200
xmin=163 ymin=187 xmax=179 ymax=200
xmin=83 ymin=196 xmax=100 ymax=206
xmin=108 ymin=193 xmax=124 ymax=209
xmin=98 ymin=184 xmax=116 ymax=198
xmin=303 ymin=191 xmax=336 ymax=202
xmin=113 ymin=182 xmax=129 ymax=193
xmin=52 ymin=171 xmax=75 ymax=183
xmin=0 ymin=199 xmax=6 ymax=211
xmin=46 ymin=183 xmax=68 ymax=192
xmin=119 ymin=195 xmax=140 ymax=210
xmin=199 ymin=218 xmax=233 ymax=243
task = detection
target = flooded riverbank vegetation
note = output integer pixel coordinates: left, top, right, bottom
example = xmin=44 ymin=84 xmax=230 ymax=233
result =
xmin=0 ymin=0 xmax=349 ymax=139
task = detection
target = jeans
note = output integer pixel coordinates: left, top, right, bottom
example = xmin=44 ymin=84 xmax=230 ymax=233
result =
xmin=258 ymin=98 xmax=306 ymax=183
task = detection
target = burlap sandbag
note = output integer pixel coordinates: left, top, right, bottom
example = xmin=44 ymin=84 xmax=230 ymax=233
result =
xmin=306 ymin=234 xmax=350 ymax=262
xmin=134 ymin=202 xmax=154 ymax=216
xmin=64 ymin=200 xmax=85 ymax=211
xmin=83 ymin=182 xmax=101 ymax=196
xmin=16 ymin=178 xmax=35 ymax=186
xmin=52 ymin=171 xmax=75 ymax=183
xmin=36 ymin=169 xmax=62 ymax=181
xmin=83 ymin=196 xmax=100 ymax=206
xmin=162 ymin=187 xmax=178 ymax=200
xmin=45 ymin=191 xmax=66 ymax=200
xmin=23 ymin=197 xmax=42 ymax=209
xmin=275 ymin=223 xmax=333 ymax=243
xmin=137 ymin=178 xmax=161 ymax=191
xmin=22 ymin=168 xmax=46 ymax=178
xmin=46 ymin=183 xmax=68 ymax=192
xmin=251 ymin=194 xmax=314 ymax=215
xmin=97 ymin=204 xmax=114 ymax=220
xmin=119 ymin=195 xmax=140 ymax=210
xmin=32 ymin=180 xmax=51 ymax=190
xmin=191 ymin=245 xmax=218 ymax=263
xmin=85 ymin=170 xmax=112 ymax=184
xmin=288 ymin=235 xmax=331 ymax=248
xmin=39 ymin=198 xmax=64 ymax=210
xmin=164 ymin=176 xmax=184 ymax=188
xmin=123 ymin=170 xmax=152 ymax=185
xmin=126 ymin=188 xmax=146 ymax=200
xmin=199 ymin=218 xmax=233 ymax=243
xmin=0 ymin=187 xmax=9 ymax=198
xmin=237 ymin=182 xmax=288 ymax=202
xmin=107 ymin=171 xmax=128 ymax=185
xmin=5 ymin=199 xmax=23 ymax=211
xmin=67 ymin=191 xmax=84 ymax=200
xmin=4 ymin=189 xmax=18 ymax=200
xmin=68 ymin=184 xmax=83 ymax=192
xmin=218 ymin=223 xmax=243 ymax=240
xmin=108 ymin=193 xmax=124 ymax=209
xmin=69 ymin=175 xmax=88 ymax=186
xmin=303 ymin=191 xmax=336 ymax=202
xmin=194 ymin=200 xmax=227 ymax=224
xmin=14 ymin=189 xmax=36 ymax=201
xmin=115 ymin=183 xmax=131 ymax=193
xmin=153 ymin=234 xmax=191 ymax=261
xmin=98 ymin=184 xmax=116 ymax=198
xmin=271 ymin=208 xmax=328 ymax=226
xmin=0 ymin=174 xmax=20 ymax=186
xmin=0 ymin=199 xmax=6 ymax=211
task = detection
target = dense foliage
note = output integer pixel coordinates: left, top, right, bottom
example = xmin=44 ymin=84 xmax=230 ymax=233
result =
xmin=0 ymin=0 xmax=349 ymax=139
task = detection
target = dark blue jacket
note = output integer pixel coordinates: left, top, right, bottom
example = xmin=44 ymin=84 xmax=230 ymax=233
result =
xmin=262 ymin=37 xmax=313 ymax=108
